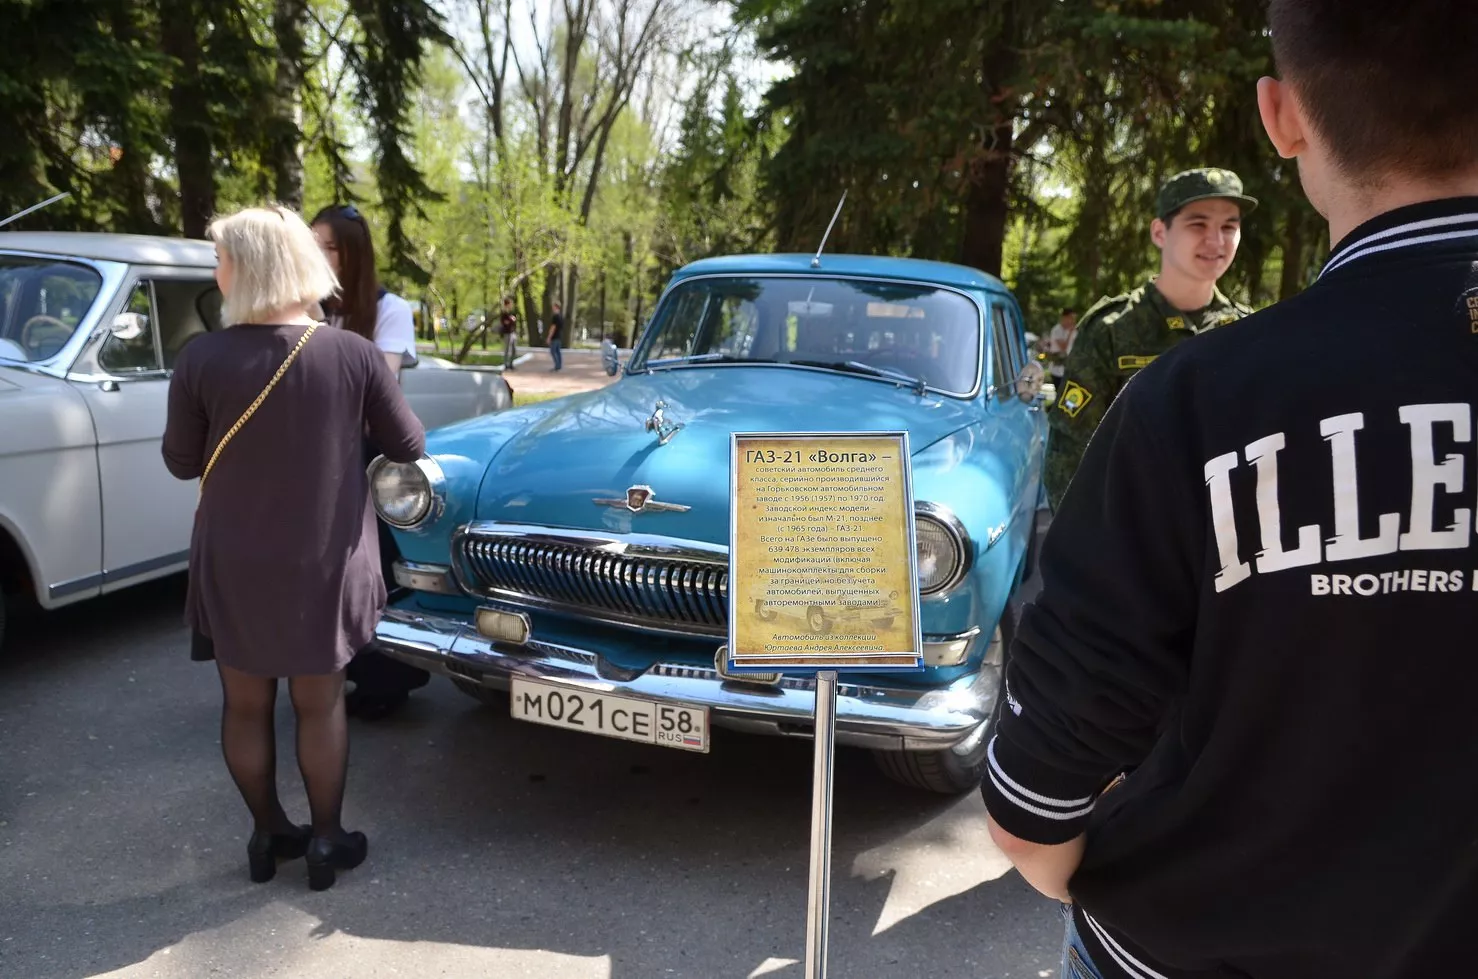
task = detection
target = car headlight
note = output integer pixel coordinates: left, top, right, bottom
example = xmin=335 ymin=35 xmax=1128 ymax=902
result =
xmin=369 ymin=456 xmax=444 ymax=529
xmin=915 ymin=503 xmax=971 ymax=595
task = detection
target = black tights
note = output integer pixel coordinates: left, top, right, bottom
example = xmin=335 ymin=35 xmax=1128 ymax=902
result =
xmin=216 ymin=663 xmax=350 ymax=838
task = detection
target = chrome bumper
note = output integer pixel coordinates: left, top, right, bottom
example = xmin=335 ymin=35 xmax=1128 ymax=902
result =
xmin=374 ymin=607 xmax=999 ymax=752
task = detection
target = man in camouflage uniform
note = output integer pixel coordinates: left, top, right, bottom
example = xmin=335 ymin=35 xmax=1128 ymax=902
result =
xmin=1044 ymin=168 xmax=1258 ymax=508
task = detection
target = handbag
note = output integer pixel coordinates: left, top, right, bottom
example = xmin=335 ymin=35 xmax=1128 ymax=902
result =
xmin=191 ymin=322 xmax=318 ymax=662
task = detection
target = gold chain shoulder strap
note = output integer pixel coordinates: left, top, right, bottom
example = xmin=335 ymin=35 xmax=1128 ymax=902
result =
xmin=198 ymin=323 xmax=319 ymax=498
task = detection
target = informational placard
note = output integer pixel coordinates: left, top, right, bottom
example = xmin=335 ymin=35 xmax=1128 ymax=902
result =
xmin=728 ymin=432 xmax=923 ymax=673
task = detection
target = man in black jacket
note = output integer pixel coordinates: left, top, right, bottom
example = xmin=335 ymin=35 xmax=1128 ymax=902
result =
xmin=982 ymin=2 xmax=1478 ymax=977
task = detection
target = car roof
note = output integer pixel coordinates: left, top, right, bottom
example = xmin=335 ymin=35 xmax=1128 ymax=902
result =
xmin=668 ymin=253 xmax=1008 ymax=293
xmin=0 ymin=231 xmax=216 ymax=268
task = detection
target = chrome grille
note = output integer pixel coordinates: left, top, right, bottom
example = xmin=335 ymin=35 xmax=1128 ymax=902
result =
xmin=453 ymin=524 xmax=729 ymax=637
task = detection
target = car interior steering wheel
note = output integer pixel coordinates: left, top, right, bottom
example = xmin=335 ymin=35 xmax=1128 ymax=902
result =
xmin=20 ymin=315 xmax=72 ymax=356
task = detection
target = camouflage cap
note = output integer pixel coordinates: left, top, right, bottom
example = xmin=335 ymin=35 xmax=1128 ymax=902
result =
xmin=1156 ymin=168 xmax=1259 ymax=220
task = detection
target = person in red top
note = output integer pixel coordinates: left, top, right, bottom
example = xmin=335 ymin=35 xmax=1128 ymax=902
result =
xmin=498 ymin=296 xmax=518 ymax=370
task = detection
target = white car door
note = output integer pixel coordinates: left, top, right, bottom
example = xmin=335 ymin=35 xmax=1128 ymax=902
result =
xmin=398 ymin=356 xmax=512 ymax=431
xmin=70 ymin=271 xmax=218 ymax=592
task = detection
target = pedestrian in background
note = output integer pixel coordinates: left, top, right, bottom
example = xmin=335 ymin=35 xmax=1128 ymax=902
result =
xmin=1043 ymin=168 xmax=1257 ymax=509
xmin=983 ymin=0 xmax=1478 ymax=975
xmin=1043 ymin=307 xmax=1077 ymax=384
xmin=499 ymin=296 xmax=519 ymax=370
xmin=162 ymin=205 xmax=425 ymax=891
xmin=548 ymin=299 xmax=565 ymax=371
xmin=309 ymin=204 xmax=432 ymax=719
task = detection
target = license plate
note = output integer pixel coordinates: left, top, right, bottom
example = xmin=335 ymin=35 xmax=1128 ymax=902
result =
xmin=509 ymin=678 xmax=709 ymax=753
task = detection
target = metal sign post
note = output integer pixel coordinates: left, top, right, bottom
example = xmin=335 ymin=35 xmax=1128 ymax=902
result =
xmin=728 ymin=432 xmax=926 ymax=979
xmin=804 ymin=669 xmax=839 ymax=978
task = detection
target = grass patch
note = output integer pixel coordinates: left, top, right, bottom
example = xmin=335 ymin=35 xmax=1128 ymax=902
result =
xmin=511 ymin=389 xmax=566 ymax=407
xmin=416 ymin=343 xmax=505 ymax=367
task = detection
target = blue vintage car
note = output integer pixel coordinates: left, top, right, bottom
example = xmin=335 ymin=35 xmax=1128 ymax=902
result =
xmin=368 ymin=253 xmax=1048 ymax=794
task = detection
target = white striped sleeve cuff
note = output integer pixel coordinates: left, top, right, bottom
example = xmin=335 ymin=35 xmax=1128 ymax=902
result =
xmin=981 ymin=734 xmax=1104 ymax=843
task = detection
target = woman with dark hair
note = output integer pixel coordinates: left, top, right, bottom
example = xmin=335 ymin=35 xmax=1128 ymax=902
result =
xmin=163 ymin=205 xmax=425 ymax=890
xmin=309 ymin=204 xmax=432 ymax=719
xmin=308 ymin=204 xmax=418 ymax=372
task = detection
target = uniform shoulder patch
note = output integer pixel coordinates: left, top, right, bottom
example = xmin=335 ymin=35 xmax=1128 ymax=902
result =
xmin=1117 ymin=354 xmax=1158 ymax=371
xmin=1057 ymin=380 xmax=1093 ymax=418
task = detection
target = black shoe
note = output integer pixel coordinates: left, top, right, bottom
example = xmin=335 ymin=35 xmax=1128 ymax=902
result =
xmin=306 ymin=831 xmax=369 ymax=891
xmin=246 ymin=823 xmax=312 ymax=883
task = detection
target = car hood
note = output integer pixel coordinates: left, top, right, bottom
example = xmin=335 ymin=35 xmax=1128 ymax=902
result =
xmin=473 ymin=366 xmax=980 ymax=543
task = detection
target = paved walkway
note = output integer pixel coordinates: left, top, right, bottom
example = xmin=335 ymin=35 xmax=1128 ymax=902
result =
xmin=497 ymin=346 xmax=627 ymax=398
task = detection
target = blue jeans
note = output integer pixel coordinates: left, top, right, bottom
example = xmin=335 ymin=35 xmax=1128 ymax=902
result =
xmin=1062 ymin=904 xmax=1106 ymax=979
xmin=550 ymin=338 xmax=562 ymax=370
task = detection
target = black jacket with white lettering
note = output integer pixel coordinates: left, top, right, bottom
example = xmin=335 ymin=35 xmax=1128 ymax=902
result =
xmin=982 ymin=197 xmax=1478 ymax=979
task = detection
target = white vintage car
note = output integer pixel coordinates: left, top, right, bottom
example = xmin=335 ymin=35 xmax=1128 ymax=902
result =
xmin=0 ymin=231 xmax=511 ymax=648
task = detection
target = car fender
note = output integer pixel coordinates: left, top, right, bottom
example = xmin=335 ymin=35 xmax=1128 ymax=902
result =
xmin=911 ymin=423 xmax=1030 ymax=647
xmin=0 ymin=368 xmax=103 ymax=608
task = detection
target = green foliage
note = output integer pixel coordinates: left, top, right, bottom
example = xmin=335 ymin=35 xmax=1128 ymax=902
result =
xmin=2 ymin=0 xmax=1331 ymax=358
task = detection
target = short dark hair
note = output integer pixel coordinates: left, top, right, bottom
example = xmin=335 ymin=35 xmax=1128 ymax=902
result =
xmin=1061 ymin=308 xmax=1075 ymax=317
xmin=1268 ymin=0 xmax=1478 ymax=181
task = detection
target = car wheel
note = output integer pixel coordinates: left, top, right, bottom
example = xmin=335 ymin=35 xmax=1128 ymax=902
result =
xmin=871 ymin=592 xmax=1023 ymax=796
xmin=755 ymin=598 xmax=776 ymax=621
xmin=451 ymin=677 xmax=508 ymax=709
xmin=806 ymin=606 xmax=830 ymax=633
xmin=871 ymin=719 xmax=991 ymax=795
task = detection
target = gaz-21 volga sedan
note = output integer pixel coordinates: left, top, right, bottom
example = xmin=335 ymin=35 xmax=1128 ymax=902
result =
xmin=368 ymin=253 xmax=1047 ymax=794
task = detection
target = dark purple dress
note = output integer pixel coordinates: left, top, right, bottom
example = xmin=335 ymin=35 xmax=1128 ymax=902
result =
xmin=162 ymin=323 xmax=425 ymax=676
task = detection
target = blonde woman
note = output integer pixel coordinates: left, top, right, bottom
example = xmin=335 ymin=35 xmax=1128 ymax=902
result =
xmin=162 ymin=205 xmax=425 ymax=891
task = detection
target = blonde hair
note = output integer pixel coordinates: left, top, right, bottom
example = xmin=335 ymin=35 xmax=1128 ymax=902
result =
xmin=207 ymin=205 xmax=338 ymax=326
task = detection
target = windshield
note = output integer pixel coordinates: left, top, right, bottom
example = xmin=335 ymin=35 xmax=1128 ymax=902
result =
xmin=630 ymin=276 xmax=982 ymax=394
xmin=0 ymin=256 xmax=104 ymax=362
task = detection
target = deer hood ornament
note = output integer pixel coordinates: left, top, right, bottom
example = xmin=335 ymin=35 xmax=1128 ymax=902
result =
xmin=644 ymin=399 xmax=684 ymax=446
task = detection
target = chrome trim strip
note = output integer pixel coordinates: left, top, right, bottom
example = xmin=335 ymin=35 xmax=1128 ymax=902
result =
xmin=915 ymin=500 xmax=974 ymax=596
xmin=102 ymin=548 xmax=191 ymax=583
xmin=373 ymin=607 xmax=999 ymax=752
xmin=626 ymin=271 xmax=989 ymax=400
xmin=48 ymin=572 xmax=104 ymax=600
xmin=47 ymin=547 xmax=191 ymax=600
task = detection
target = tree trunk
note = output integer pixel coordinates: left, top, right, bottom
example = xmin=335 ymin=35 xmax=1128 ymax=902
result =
xmin=160 ymin=0 xmax=214 ymax=238
xmin=521 ymin=277 xmax=541 ymax=348
xmin=566 ymin=264 xmax=580 ymax=339
xmin=958 ymin=14 xmax=1019 ymax=279
xmin=959 ymin=118 xmax=1013 ymax=278
xmin=269 ymin=0 xmax=307 ymax=209
xmin=1279 ymin=210 xmax=1307 ymax=301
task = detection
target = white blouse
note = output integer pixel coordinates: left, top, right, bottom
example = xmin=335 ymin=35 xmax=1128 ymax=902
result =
xmin=327 ymin=291 xmax=418 ymax=366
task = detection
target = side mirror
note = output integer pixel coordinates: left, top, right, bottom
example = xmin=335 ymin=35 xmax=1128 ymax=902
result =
xmin=111 ymin=312 xmax=148 ymax=341
xmin=600 ymin=338 xmax=621 ymax=376
xmin=1014 ymin=360 xmax=1045 ymax=403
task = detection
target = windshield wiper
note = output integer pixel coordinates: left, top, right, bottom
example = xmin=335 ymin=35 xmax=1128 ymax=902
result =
xmin=645 ymin=353 xmax=773 ymax=370
xmin=789 ymin=359 xmax=929 ymax=395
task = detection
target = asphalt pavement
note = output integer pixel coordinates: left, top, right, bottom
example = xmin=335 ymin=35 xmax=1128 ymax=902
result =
xmin=0 ymin=536 xmax=1060 ymax=979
